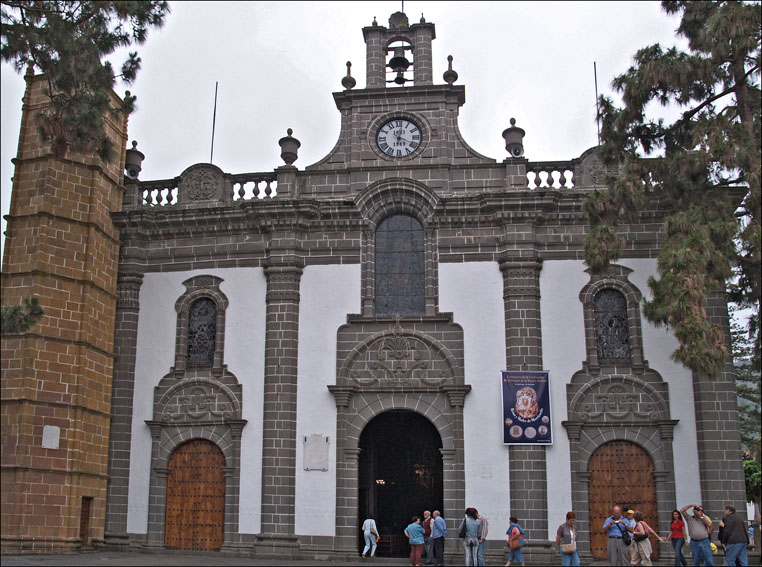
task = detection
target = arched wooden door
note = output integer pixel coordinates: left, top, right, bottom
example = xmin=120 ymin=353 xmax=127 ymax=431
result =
xmin=165 ymin=439 xmax=226 ymax=551
xmin=588 ymin=441 xmax=659 ymax=560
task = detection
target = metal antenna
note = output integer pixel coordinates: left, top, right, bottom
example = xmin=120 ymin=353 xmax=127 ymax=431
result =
xmin=210 ymin=81 xmax=219 ymax=163
xmin=594 ymin=62 xmax=600 ymax=146
xmin=401 ymin=0 xmax=404 ymax=13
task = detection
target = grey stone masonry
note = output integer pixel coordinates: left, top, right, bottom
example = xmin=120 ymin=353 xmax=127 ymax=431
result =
xmin=692 ymin=290 xmax=747 ymax=522
xmin=499 ymin=258 xmax=550 ymax=557
xmin=104 ymin=271 xmax=143 ymax=551
xmin=258 ymin=252 xmax=303 ymax=546
xmin=362 ymin=16 xmax=435 ymax=88
xmin=329 ymin=314 xmax=470 ymax=560
xmin=563 ymin=266 xmax=678 ymax=562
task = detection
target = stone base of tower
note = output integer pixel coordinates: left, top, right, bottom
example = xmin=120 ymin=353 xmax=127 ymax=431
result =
xmin=102 ymin=532 xmax=131 ymax=552
xmin=251 ymin=533 xmax=301 ymax=560
xmin=1 ymin=467 xmax=105 ymax=555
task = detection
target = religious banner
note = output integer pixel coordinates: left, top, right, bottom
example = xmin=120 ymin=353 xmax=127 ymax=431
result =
xmin=501 ymin=370 xmax=553 ymax=445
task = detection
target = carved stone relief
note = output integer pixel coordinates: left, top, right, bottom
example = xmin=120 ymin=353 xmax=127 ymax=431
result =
xmin=576 ymin=149 xmax=620 ymax=188
xmin=337 ymin=317 xmax=464 ymax=389
xmin=342 ymin=321 xmax=455 ymax=385
xmin=157 ymin=379 xmax=241 ymax=424
xmin=178 ymin=164 xmax=225 ymax=204
xmin=569 ymin=378 xmax=667 ymax=423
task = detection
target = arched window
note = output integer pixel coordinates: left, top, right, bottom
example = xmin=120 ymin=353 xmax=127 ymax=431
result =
xmin=375 ymin=214 xmax=425 ymax=316
xmin=187 ymin=297 xmax=217 ymax=368
xmin=594 ymin=289 xmax=630 ymax=362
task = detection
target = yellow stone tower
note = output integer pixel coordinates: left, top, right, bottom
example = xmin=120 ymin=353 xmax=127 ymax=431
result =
xmin=1 ymin=66 xmax=127 ymax=553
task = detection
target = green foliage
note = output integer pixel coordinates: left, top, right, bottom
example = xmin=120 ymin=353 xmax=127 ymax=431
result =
xmin=732 ymin=305 xmax=761 ymax=460
xmin=1 ymin=1 xmax=169 ymax=161
xmin=584 ymin=0 xmax=761 ymax=377
xmin=744 ymin=458 xmax=761 ymax=510
xmin=1 ymin=296 xmax=44 ymax=335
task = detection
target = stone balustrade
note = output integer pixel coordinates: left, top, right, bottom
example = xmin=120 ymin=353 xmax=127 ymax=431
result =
xmin=526 ymin=161 xmax=576 ymax=189
xmin=127 ymin=169 xmax=278 ymax=208
xmin=230 ymin=173 xmax=279 ymax=201
xmin=124 ymin=148 xmax=611 ymax=209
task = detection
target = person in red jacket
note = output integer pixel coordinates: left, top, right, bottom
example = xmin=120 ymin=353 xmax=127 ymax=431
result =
xmin=423 ymin=510 xmax=435 ymax=566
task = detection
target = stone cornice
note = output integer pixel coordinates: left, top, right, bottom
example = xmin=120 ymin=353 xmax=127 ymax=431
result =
xmin=112 ymin=190 xmax=673 ymax=239
xmin=333 ymin=84 xmax=465 ymax=108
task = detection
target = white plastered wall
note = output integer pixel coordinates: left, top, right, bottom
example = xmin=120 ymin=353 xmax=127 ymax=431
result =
xmin=294 ymin=264 xmax=361 ymax=535
xmin=540 ymin=260 xmax=588 ymax=539
xmin=541 ymin=259 xmax=702 ymax=539
xmin=126 ymin=268 xmax=267 ymax=534
xmin=439 ymin=262 xmax=509 ymax=537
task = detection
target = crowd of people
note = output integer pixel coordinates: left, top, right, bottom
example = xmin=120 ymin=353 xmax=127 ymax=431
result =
xmin=361 ymin=501 xmax=753 ymax=566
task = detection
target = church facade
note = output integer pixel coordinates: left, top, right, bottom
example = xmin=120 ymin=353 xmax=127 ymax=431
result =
xmin=1 ymin=11 xmax=747 ymax=562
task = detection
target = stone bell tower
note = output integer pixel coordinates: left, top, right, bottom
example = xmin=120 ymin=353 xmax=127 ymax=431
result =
xmin=363 ymin=11 xmax=436 ymax=87
xmin=0 ymin=66 xmax=127 ymax=553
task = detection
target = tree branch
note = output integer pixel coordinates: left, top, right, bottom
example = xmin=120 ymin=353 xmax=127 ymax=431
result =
xmin=677 ymin=65 xmax=760 ymax=125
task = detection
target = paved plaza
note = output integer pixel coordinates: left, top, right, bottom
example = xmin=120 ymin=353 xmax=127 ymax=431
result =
xmin=0 ymin=552 xmax=402 ymax=567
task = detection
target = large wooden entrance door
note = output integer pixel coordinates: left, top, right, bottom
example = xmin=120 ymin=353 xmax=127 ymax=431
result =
xmin=588 ymin=441 xmax=658 ymax=560
xmin=165 ymin=439 xmax=226 ymax=551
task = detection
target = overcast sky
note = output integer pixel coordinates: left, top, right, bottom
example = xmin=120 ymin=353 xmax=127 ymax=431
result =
xmin=0 ymin=1 xmax=684 ymax=262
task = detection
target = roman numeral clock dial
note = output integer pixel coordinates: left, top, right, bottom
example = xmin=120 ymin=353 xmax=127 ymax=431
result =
xmin=376 ymin=118 xmax=422 ymax=158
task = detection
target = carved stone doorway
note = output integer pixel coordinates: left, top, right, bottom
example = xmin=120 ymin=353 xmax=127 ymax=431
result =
xmin=358 ymin=410 xmax=443 ymax=557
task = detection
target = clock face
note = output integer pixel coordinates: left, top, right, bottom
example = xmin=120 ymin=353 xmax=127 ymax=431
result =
xmin=376 ymin=118 xmax=422 ymax=158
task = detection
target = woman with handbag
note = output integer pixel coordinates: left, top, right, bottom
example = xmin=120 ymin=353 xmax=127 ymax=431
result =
xmin=630 ymin=510 xmax=665 ymax=566
xmin=505 ymin=516 xmax=525 ymax=566
xmin=556 ymin=511 xmax=580 ymax=567
xmin=457 ymin=507 xmax=481 ymax=566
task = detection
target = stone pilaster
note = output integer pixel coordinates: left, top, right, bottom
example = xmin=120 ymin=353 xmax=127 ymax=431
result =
xmin=412 ymin=23 xmax=435 ymax=85
xmin=103 ymin=272 xmax=144 ymax=551
xmin=499 ymin=258 xmax=550 ymax=551
xmin=362 ymin=25 xmax=385 ymax=88
xmin=255 ymin=255 xmax=303 ymax=557
xmin=692 ymin=291 xmax=747 ymax=521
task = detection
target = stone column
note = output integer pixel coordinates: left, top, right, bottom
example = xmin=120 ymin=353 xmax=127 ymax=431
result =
xmin=255 ymin=257 xmax=303 ymax=558
xmin=412 ymin=23 xmax=435 ymax=85
xmin=500 ymin=258 xmax=551 ymax=558
xmin=692 ymin=291 xmax=747 ymax=521
xmin=362 ymin=26 xmax=385 ymax=88
xmin=104 ymin=272 xmax=144 ymax=550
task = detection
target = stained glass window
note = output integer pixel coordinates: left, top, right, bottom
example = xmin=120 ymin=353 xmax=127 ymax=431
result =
xmin=594 ymin=289 xmax=630 ymax=362
xmin=375 ymin=214 xmax=425 ymax=316
xmin=188 ymin=297 xmax=216 ymax=367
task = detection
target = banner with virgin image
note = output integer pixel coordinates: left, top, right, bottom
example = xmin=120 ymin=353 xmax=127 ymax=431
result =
xmin=501 ymin=370 xmax=552 ymax=445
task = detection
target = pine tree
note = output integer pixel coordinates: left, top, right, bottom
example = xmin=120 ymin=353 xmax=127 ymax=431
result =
xmin=1 ymin=1 xmax=169 ymax=161
xmin=1 ymin=296 xmax=44 ymax=335
xmin=732 ymin=305 xmax=761 ymax=459
xmin=585 ymin=0 xmax=761 ymax=378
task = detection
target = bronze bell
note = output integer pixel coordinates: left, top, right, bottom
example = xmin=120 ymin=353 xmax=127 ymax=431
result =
xmin=389 ymin=46 xmax=410 ymax=72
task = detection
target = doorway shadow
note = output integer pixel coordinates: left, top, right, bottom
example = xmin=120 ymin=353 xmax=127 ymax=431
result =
xmin=358 ymin=410 xmax=443 ymax=557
